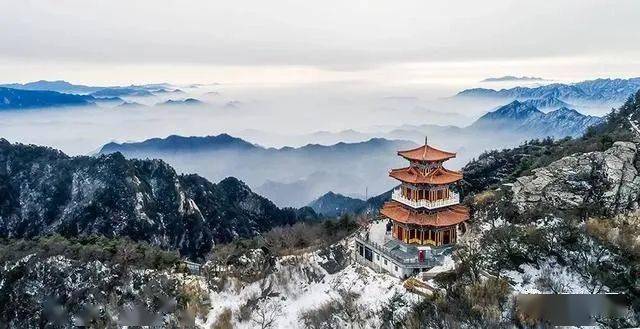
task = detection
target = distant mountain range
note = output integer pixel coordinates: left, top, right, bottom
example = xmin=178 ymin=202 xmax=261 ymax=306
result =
xmin=97 ymin=98 xmax=603 ymax=207
xmin=100 ymin=135 xmax=416 ymax=207
xmin=468 ymin=100 xmax=603 ymax=138
xmin=0 ymin=80 xmax=178 ymax=98
xmin=308 ymin=191 xmax=366 ymax=217
xmin=456 ymin=77 xmax=640 ymax=105
xmin=159 ymin=98 xmax=204 ymax=106
xmin=0 ymin=87 xmax=95 ymax=110
xmin=307 ymin=189 xmax=392 ymax=217
xmin=0 ymin=139 xmax=315 ymax=259
xmin=0 ymin=82 xmax=207 ymax=110
xmin=481 ymin=76 xmax=546 ymax=82
xmin=0 ymin=80 xmax=103 ymax=94
xmin=90 ymin=87 xmax=154 ymax=98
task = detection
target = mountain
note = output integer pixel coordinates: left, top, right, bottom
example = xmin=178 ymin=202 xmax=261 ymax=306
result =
xmin=117 ymin=101 xmax=146 ymax=108
xmin=469 ymin=100 xmax=602 ymax=138
xmin=0 ymin=80 xmax=103 ymax=94
xmin=481 ymin=76 xmax=546 ymax=82
xmin=91 ymin=87 xmax=154 ymax=98
xmin=159 ymin=98 xmax=204 ymax=106
xmin=521 ymin=97 xmax=571 ymax=111
xmin=0 ymin=80 xmax=176 ymax=98
xmin=456 ymin=77 xmax=640 ymax=105
xmin=101 ymin=133 xmax=256 ymax=154
xmin=0 ymin=87 xmax=94 ymax=110
xmin=463 ymin=90 xmax=640 ymax=194
xmin=308 ymin=192 xmax=366 ymax=217
xmin=0 ymin=139 xmax=315 ymax=259
xmin=99 ymin=136 xmax=416 ymax=207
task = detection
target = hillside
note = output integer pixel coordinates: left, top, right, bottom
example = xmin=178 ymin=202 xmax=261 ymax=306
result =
xmin=0 ymin=139 xmax=315 ymax=259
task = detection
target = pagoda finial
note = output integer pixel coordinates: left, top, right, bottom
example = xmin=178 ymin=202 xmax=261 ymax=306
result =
xmin=422 ymin=136 xmax=428 ymax=159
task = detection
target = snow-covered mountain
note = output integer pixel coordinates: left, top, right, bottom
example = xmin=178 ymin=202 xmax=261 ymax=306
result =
xmin=456 ymin=77 xmax=640 ymax=104
xmin=521 ymin=97 xmax=571 ymax=111
xmin=469 ymin=100 xmax=603 ymax=138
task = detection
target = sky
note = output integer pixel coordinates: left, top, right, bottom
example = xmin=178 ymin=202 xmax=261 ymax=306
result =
xmin=2 ymin=0 xmax=640 ymax=85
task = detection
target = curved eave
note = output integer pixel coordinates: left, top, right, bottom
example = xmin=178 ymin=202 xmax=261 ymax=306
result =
xmin=389 ymin=167 xmax=463 ymax=185
xmin=397 ymin=145 xmax=456 ymax=162
xmin=380 ymin=201 xmax=469 ymax=227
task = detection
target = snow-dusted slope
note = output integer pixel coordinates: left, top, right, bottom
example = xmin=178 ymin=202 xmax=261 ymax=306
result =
xmin=202 ymin=243 xmax=418 ymax=328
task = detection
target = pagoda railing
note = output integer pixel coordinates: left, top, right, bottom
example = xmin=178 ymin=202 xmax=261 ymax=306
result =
xmin=391 ymin=188 xmax=459 ymax=209
xmin=355 ymin=232 xmax=444 ymax=268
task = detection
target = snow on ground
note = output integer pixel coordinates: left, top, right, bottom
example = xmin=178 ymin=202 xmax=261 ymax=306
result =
xmin=502 ymin=261 xmax=595 ymax=294
xmin=202 ymin=246 xmax=419 ymax=328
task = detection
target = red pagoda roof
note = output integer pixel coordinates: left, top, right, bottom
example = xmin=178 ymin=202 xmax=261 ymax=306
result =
xmin=397 ymin=144 xmax=456 ymax=162
xmin=389 ymin=166 xmax=463 ymax=185
xmin=380 ymin=201 xmax=469 ymax=227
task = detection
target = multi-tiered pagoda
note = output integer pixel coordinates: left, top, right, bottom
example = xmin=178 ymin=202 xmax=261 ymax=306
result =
xmin=354 ymin=139 xmax=469 ymax=278
xmin=381 ymin=139 xmax=469 ymax=246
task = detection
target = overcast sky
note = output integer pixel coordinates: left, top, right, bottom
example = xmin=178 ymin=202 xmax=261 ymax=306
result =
xmin=2 ymin=0 xmax=640 ymax=85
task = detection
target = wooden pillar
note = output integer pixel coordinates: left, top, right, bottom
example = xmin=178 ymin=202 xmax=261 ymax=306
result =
xmin=404 ymin=225 xmax=408 ymax=243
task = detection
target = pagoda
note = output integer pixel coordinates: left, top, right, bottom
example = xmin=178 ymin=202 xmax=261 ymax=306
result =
xmin=380 ymin=138 xmax=469 ymax=247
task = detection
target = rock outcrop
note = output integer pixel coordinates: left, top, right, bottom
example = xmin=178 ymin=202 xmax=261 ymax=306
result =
xmin=512 ymin=141 xmax=640 ymax=214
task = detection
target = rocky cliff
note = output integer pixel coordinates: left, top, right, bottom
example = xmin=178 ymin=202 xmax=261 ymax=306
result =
xmin=512 ymin=141 xmax=640 ymax=215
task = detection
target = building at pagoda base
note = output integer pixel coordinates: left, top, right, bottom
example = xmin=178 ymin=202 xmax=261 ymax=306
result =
xmin=354 ymin=141 xmax=470 ymax=278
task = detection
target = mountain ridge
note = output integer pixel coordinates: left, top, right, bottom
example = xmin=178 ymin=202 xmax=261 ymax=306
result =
xmin=0 ymin=87 xmax=95 ymax=110
xmin=0 ymin=138 xmax=316 ymax=259
xmin=456 ymin=77 xmax=640 ymax=104
xmin=469 ymin=100 xmax=603 ymax=137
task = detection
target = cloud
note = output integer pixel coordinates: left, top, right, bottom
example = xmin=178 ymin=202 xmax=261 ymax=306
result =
xmin=2 ymin=0 xmax=639 ymax=69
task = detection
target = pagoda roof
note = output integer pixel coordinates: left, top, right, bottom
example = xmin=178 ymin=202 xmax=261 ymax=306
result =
xmin=397 ymin=144 xmax=456 ymax=162
xmin=389 ymin=166 xmax=463 ymax=185
xmin=380 ymin=201 xmax=469 ymax=227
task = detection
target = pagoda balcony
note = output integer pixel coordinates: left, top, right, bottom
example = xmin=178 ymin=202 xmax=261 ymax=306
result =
xmin=391 ymin=188 xmax=460 ymax=210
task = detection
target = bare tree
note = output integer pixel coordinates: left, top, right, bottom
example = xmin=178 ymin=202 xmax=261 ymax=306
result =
xmin=251 ymin=303 xmax=282 ymax=329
